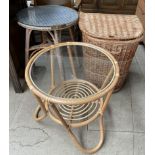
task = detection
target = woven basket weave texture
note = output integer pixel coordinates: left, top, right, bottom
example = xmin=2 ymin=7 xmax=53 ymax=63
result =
xmin=79 ymin=12 xmax=144 ymax=91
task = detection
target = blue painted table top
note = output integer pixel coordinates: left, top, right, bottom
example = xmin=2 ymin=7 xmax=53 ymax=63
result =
xmin=17 ymin=5 xmax=78 ymax=30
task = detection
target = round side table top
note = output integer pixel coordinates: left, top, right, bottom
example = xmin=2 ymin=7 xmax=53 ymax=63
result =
xmin=25 ymin=42 xmax=119 ymax=105
xmin=17 ymin=5 xmax=78 ymax=30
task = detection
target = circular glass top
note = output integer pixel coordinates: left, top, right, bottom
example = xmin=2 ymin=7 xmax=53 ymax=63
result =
xmin=25 ymin=42 xmax=119 ymax=105
xmin=17 ymin=5 xmax=78 ymax=29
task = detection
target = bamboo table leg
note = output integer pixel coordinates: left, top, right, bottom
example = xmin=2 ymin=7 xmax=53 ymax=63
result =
xmin=67 ymin=45 xmax=77 ymax=78
xmin=49 ymin=49 xmax=55 ymax=91
xmin=53 ymin=30 xmax=64 ymax=81
xmin=68 ymin=27 xmax=80 ymax=66
xmin=41 ymin=31 xmax=47 ymax=44
xmin=25 ymin=29 xmax=32 ymax=66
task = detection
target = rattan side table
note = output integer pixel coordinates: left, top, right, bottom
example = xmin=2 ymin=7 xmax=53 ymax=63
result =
xmin=17 ymin=5 xmax=78 ymax=69
xmin=25 ymin=42 xmax=119 ymax=154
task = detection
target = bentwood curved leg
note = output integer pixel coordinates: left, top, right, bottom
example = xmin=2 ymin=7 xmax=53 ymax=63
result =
xmin=34 ymin=105 xmax=47 ymax=121
xmin=49 ymin=103 xmax=104 ymax=154
xmin=68 ymin=115 xmax=104 ymax=154
xmin=33 ymin=94 xmax=47 ymax=121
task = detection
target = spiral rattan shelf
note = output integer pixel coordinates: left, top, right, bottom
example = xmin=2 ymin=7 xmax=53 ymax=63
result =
xmin=79 ymin=12 xmax=144 ymax=91
xmin=25 ymin=42 xmax=119 ymax=154
xmin=48 ymin=79 xmax=101 ymax=127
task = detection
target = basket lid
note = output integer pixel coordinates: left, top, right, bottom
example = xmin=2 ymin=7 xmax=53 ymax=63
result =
xmin=79 ymin=12 xmax=144 ymax=40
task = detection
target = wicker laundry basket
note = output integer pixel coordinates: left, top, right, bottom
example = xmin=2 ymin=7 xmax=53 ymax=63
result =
xmin=79 ymin=12 xmax=144 ymax=91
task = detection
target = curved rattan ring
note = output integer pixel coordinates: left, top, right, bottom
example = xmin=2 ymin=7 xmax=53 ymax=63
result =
xmin=25 ymin=42 xmax=119 ymax=105
xmin=25 ymin=42 xmax=119 ymax=154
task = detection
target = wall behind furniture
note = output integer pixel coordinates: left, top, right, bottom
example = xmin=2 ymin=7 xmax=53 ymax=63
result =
xmin=80 ymin=0 xmax=138 ymax=14
xmin=9 ymin=0 xmax=27 ymax=77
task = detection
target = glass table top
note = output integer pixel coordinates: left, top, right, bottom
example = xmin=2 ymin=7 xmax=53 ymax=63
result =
xmin=26 ymin=42 xmax=119 ymax=102
xmin=17 ymin=5 xmax=78 ymax=29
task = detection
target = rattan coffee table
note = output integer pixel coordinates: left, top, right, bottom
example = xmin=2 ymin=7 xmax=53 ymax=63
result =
xmin=25 ymin=42 xmax=119 ymax=154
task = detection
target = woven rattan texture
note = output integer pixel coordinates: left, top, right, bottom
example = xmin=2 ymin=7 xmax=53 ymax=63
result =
xmin=79 ymin=12 xmax=144 ymax=91
xmin=79 ymin=12 xmax=144 ymax=40
xmin=83 ymin=48 xmax=112 ymax=88
xmin=82 ymin=33 xmax=140 ymax=91
xmin=17 ymin=5 xmax=78 ymax=30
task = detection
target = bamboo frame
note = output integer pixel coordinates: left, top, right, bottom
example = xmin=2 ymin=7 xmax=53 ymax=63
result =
xmin=25 ymin=42 xmax=119 ymax=154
